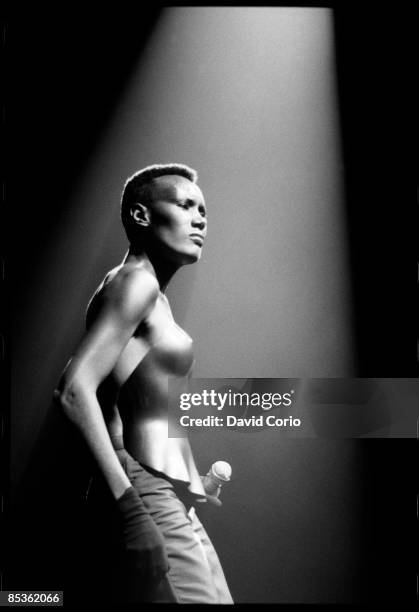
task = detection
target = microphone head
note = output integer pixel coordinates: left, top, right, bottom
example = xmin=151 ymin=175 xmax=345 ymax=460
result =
xmin=211 ymin=461 xmax=232 ymax=481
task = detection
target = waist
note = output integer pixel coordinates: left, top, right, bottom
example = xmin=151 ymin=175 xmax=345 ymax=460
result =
xmin=137 ymin=462 xmax=205 ymax=510
xmin=87 ymin=455 xmax=205 ymax=512
xmin=123 ymin=421 xmax=206 ymax=499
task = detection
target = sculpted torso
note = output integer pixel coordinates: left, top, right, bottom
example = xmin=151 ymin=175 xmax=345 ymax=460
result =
xmin=86 ymin=262 xmax=206 ymax=497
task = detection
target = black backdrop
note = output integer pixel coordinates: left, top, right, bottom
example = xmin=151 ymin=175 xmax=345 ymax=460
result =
xmin=4 ymin=6 xmax=417 ymax=605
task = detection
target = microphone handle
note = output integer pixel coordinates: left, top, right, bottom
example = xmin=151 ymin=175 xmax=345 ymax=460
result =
xmin=203 ymin=472 xmax=223 ymax=497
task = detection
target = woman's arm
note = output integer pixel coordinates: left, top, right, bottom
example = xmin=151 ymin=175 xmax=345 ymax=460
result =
xmin=55 ymin=267 xmax=171 ymax=582
xmin=96 ymin=378 xmax=125 ymax=450
xmin=55 ymin=265 xmax=159 ymax=500
xmin=107 ymin=403 xmax=125 ymax=450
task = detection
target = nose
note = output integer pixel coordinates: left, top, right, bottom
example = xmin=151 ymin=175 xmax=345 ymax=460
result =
xmin=191 ymin=212 xmax=206 ymax=232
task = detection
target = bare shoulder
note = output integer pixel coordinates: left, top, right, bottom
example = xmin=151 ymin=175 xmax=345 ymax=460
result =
xmin=87 ymin=262 xmax=159 ymax=329
xmin=105 ymin=262 xmax=159 ymax=312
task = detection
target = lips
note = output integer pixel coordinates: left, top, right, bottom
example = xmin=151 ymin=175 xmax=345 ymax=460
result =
xmin=190 ymin=233 xmax=204 ymax=245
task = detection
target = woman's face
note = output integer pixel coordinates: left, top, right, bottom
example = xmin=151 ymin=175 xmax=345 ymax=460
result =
xmin=146 ymin=175 xmax=207 ymax=265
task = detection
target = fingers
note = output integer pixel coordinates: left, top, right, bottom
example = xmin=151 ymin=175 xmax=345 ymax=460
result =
xmin=205 ymin=494 xmax=222 ymax=507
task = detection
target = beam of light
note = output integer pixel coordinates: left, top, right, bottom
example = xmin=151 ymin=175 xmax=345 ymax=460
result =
xmin=14 ymin=4 xmax=354 ymax=480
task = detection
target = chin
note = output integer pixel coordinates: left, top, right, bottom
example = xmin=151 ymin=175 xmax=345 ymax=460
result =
xmin=164 ymin=248 xmax=201 ymax=267
xmin=158 ymin=241 xmax=202 ymax=266
xmin=174 ymin=242 xmax=203 ymax=265
xmin=181 ymin=251 xmax=201 ymax=265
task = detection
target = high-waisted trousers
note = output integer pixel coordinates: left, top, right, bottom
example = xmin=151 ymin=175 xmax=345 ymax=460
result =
xmin=84 ymin=450 xmax=233 ymax=604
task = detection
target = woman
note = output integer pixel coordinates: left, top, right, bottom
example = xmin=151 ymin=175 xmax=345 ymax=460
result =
xmin=55 ymin=163 xmax=233 ymax=604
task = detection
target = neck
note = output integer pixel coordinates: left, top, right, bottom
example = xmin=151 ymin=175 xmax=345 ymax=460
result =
xmin=123 ymin=244 xmax=179 ymax=293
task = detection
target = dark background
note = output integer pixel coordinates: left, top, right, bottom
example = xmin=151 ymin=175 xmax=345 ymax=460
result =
xmin=3 ymin=6 xmax=417 ymax=605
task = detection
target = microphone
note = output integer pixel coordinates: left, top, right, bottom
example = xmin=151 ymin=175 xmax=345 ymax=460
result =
xmin=202 ymin=461 xmax=232 ymax=500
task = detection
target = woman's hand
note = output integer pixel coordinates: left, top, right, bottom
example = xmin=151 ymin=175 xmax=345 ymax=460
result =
xmin=200 ymin=475 xmax=222 ymax=507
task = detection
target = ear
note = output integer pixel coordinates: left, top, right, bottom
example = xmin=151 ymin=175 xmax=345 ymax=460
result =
xmin=130 ymin=203 xmax=150 ymax=228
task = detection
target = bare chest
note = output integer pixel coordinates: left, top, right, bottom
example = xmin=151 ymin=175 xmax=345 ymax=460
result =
xmin=112 ymin=295 xmax=195 ymax=388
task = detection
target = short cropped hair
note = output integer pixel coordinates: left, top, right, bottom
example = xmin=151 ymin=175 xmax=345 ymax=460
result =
xmin=121 ymin=163 xmax=198 ymax=243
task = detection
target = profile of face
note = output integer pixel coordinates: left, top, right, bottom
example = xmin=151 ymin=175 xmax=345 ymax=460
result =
xmin=132 ymin=175 xmax=207 ymax=266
